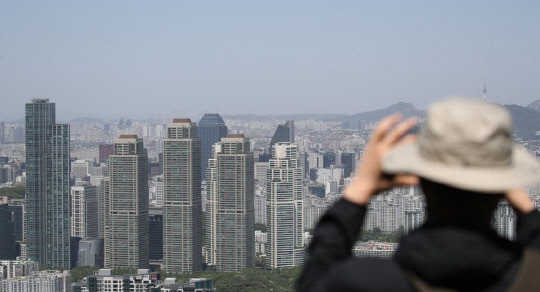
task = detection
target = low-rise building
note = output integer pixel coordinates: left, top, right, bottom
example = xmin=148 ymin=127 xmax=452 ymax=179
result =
xmin=72 ymin=270 xmax=215 ymax=292
xmin=1 ymin=269 xmax=70 ymax=292
xmin=352 ymin=241 xmax=398 ymax=259
xmin=150 ymin=278 xmax=215 ymax=292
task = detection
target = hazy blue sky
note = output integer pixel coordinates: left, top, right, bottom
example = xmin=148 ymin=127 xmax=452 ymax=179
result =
xmin=1 ymin=1 xmax=539 ymax=120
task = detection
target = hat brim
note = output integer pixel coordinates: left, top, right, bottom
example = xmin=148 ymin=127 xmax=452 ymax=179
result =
xmin=382 ymin=144 xmax=540 ymax=193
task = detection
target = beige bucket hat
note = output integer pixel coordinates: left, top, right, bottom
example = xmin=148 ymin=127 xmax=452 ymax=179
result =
xmin=382 ymin=97 xmax=540 ymax=193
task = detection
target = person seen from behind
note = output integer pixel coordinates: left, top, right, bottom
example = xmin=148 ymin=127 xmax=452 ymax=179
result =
xmin=297 ymin=98 xmax=540 ymax=291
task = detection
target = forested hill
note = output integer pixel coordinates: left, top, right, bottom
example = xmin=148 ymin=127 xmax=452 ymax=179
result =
xmin=505 ymin=104 xmax=540 ymax=140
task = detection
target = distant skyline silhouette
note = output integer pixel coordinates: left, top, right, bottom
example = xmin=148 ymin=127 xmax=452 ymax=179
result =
xmin=1 ymin=1 xmax=540 ymax=120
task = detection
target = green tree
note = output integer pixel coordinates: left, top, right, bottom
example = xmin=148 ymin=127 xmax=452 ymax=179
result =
xmin=255 ymin=255 xmax=266 ymax=268
xmin=0 ymin=184 xmax=25 ymax=199
xmin=70 ymin=266 xmax=98 ymax=282
xmin=165 ymin=266 xmax=302 ymax=292
xmin=254 ymin=223 xmax=267 ymax=232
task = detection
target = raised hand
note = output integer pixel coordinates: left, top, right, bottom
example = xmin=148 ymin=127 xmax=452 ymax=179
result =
xmin=343 ymin=114 xmax=419 ymax=205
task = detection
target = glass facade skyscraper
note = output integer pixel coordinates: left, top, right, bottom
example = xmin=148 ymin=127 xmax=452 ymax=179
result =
xmin=269 ymin=120 xmax=294 ymax=149
xmin=148 ymin=207 xmax=163 ymax=262
xmin=0 ymin=203 xmax=17 ymax=259
xmin=197 ymin=114 xmax=228 ymax=180
xmin=25 ymin=99 xmax=71 ymax=269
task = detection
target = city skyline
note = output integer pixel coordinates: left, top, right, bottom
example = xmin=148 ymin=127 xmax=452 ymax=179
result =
xmin=2 ymin=95 xmax=540 ymax=291
xmin=3 ymin=1 xmax=540 ymax=290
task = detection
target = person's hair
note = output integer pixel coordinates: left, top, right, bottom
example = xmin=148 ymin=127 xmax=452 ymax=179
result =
xmin=420 ymin=178 xmax=503 ymax=230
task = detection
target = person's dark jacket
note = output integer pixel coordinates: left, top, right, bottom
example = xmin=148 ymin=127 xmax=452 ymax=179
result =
xmin=297 ymin=198 xmax=540 ymax=291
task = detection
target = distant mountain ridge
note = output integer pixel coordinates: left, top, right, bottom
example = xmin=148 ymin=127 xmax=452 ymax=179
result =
xmin=527 ymin=99 xmax=540 ymax=112
xmin=223 ymin=101 xmax=540 ymax=141
xmin=222 ymin=113 xmax=348 ymax=121
xmin=223 ymin=102 xmax=424 ymax=123
xmin=337 ymin=102 xmax=425 ymax=129
xmin=36 ymin=99 xmax=540 ymax=141
xmin=505 ymin=104 xmax=540 ymax=140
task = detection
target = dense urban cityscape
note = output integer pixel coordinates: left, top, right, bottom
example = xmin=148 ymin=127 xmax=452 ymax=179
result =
xmin=1 ymin=97 xmax=540 ymax=291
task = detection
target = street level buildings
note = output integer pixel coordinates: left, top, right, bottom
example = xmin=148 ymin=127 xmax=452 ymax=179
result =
xmin=1 ymin=269 xmax=71 ymax=292
xmin=25 ymin=99 xmax=71 ymax=269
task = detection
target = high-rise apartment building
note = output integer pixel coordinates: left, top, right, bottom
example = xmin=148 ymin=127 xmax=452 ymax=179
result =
xmin=198 ymin=113 xmax=228 ymax=180
xmin=206 ymin=134 xmax=255 ymax=271
xmin=25 ymin=99 xmax=71 ymax=269
xmin=254 ymin=162 xmax=269 ymax=186
xmin=163 ymin=119 xmax=202 ymax=273
xmin=254 ymin=187 xmax=267 ymax=225
xmin=266 ymin=142 xmax=304 ymax=268
xmin=71 ymin=184 xmax=98 ymax=239
xmin=104 ymin=135 xmax=149 ymax=269
xmin=97 ymin=177 xmax=109 ymax=239
xmin=493 ymin=200 xmax=516 ymax=240
xmin=307 ymin=152 xmax=324 ymax=169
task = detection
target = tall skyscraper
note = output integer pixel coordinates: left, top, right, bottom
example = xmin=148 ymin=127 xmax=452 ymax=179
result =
xmin=25 ymin=99 xmax=71 ymax=269
xmin=0 ymin=203 xmax=17 ymax=259
xmin=148 ymin=207 xmax=163 ymax=263
xmin=104 ymin=135 xmax=149 ymax=269
xmin=206 ymin=134 xmax=255 ymax=271
xmin=0 ymin=121 xmax=4 ymax=144
xmin=340 ymin=152 xmax=356 ymax=178
xmin=266 ymin=142 xmax=304 ymax=268
xmin=198 ymin=113 xmax=228 ymax=180
xmin=71 ymin=183 xmax=98 ymax=239
xmin=8 ymin=199 xmax=25 ymax=242
xmin=269 ymin=120 xmax=294 ymax=149
xmin=97 ymin=177 xmax=109 ymax=240
xmin=163 ymin=119 xmax=202 ymax=273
